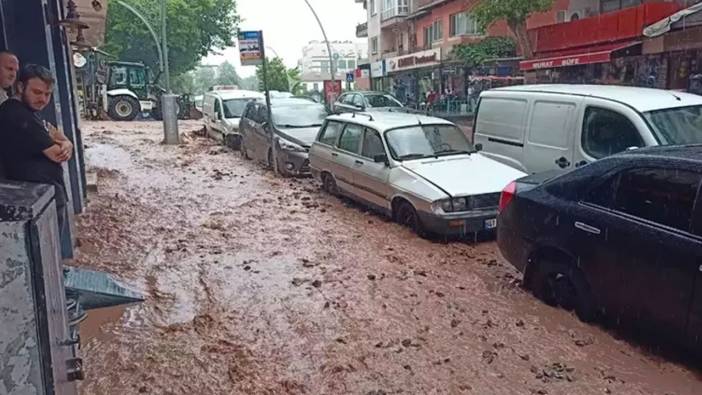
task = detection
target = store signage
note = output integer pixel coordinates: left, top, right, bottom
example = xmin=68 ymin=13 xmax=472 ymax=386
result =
xmin=324 ymin=80 xmax=343 ymax=106
xmin=387 ymin=48 xmax=441 ymax=73
xmin=370 ymin=60 xmax=386 ymax=78
xmin=520 ymin=50 xmax=612 ymax=71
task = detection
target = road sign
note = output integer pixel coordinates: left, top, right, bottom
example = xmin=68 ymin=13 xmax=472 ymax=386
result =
xmin=238 ymin=31 xmax=264 ymax=66
xmin=346 ymin=72 xmax=355 ymax=83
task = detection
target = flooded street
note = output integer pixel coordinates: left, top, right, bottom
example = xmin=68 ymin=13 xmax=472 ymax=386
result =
xmin=73 ymin=120 xmax=701 ymax=395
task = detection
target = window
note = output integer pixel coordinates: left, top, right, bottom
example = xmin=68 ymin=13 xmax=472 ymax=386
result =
xmin=110 ymin=67 xmax=128 ymax=86
xmin=349 ymin=60 xmax=356 ymax=69
xmin=362 ymin=129 xmax=385 ymax=159
xmin=338 ymin=124 xmax=364 ymax=153
xmin=582 ymin=107 xmax=643 ymax=159
xmin=272 ymin=104 xmax=327 ymax=128
xmin=313 ymin=82 xmax=319 ymax=92
xmin=644 ymin=105 xmax=702 ymax=145
xmin=386 ymin=125 xmax=472 ymax=160
xmin=343 ymin=94 xmax=356 ymax=105
xmin=613 ymin=168 xmax=701 ymax=232
xmin=370 ymin=0 xmax=377 ymax=15
xmin=366 ymin=94 xmax=402 ymax=108
xmin=450 ymin=12 xmax=483 ymax=37
xmin=371 ymin=37 xmax=379 ymax=55
xmin=222 ymin=99 xmax=252 ymax=119
xmin=242 ymin=103 xmax=255 ymax=120
xmin=529 ymin=101 xmax=575 ymax=148
xmin=352 ymin=94 xmax=365 ymax=107
xmin=320 ymin=61 xmax=330 ymax=75
xmin=215 ymin=100 xmax=223 ymax=118
xmin=128 ymin=68 xmax=146 ymax=86
xmin=424 ymin=20 xmax=443 ymax=45
xmin=319 ymin=121 xmax=343 ymax=145
xmin=601 ymin=0 xmax=641 ymax=13
xmin=256 ymin=105 xmax=269 ymax=124
xmin=338 ymin=60 xmax=347 ymax=70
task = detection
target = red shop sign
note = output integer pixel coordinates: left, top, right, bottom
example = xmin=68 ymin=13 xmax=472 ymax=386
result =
xmin=520 ymin=50 xmax=613 ymax=71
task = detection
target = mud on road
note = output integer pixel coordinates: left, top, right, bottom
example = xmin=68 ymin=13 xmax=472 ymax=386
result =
xmin=73 ymin=121 xmax=701 ymax=394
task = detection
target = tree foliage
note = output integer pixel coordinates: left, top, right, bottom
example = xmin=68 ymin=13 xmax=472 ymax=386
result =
xmin=452 ymin=37 xmax=516 ymax=68
xmin=216 ymin=61 xmax=240 ymax=86
xmin=287 ymin=67 xmax=304 ymax=96
xmin=104 ymin=0 xmax=240 ymax=78
xmin=239 ymin=75 xmax=259 ymax=91
xmin=255 ymin=57 xmax=290 ymax=92
xmin=472 ymin=0 xmax=553 ymax=58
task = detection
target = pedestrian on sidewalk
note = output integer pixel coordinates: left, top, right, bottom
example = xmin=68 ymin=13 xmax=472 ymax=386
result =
xmin=0 ymin=51 xmax=19 ymax=105
xmin=0 ymin=64 xmax=73 ymax=234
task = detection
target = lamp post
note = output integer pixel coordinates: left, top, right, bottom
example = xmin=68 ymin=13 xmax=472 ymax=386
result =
xmin=114 ymin=0 xmax=164 ymax=75
xmin=302 ymin=0 xmax=335 ymax=82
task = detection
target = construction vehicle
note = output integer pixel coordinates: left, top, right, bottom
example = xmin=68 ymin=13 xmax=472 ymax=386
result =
xmin=74 ymin=49 xmax=193 ymax=121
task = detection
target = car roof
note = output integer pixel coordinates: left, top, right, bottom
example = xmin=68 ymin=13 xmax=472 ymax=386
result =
xmin=612 ymin=144 xmax=702 ymax=163
xmin=491 ymin=84 xmax=702 ymax=113
xmin=207 ymin=90 xmax=264 ymax=100
xmin=343 ymin=91 xmax=392 ymax=96
xmin=326 ymin=111 xmax=454 ymax=130
xmin=271 ymin=98 xmax=322 ymax=107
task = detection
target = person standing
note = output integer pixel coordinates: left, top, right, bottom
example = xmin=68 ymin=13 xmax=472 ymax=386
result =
xmin=0 ymin=64 xmax=73 ymax=233
xmin=0 ymin=51 xmax=19 ymax=105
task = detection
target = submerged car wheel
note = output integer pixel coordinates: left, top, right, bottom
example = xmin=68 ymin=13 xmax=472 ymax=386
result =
xmin=396 ymin=201 xmax=426 ymax=237
xmin=529 ymin=259 xmax=596 ymax=322
xmin=267 ymin=149 xmax=274 ymax=170
xmin=321 ymin=173 xmax=339 ymax=196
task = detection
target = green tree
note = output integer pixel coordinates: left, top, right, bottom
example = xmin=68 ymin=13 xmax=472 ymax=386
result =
xmin=194 ymin=66 xmax=217 ymax=93
xmin=104 ymin=0 xmax=240 ymax=78
xmin=255 ymin=57 xmax=290 ymax=92
xmin=472 ymin=0 xmax=553 ymax=58
xmin=239 ymin=75 xmax=259 ymax=91
xmin=452 ymin=37 xmax=516 ymax=68
xmin=172 ymin=71 xmax=196 ymax=94
xmin=287 ymin=67 xmax=304 ymax=96
xmin=215 ymin=61 xmax=240 ymax=86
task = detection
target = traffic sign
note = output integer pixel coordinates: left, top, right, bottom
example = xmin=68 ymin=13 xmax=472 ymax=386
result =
xmin=346 ymin=72 xmax=355 ymax=83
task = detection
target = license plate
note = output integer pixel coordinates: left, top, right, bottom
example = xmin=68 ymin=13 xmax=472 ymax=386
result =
xmin=484 ymin=218 xmax=497 ymax=230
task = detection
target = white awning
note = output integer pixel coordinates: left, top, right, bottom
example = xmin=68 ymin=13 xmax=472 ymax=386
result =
xmin=644 ymin=3 xmax=702 ymax=38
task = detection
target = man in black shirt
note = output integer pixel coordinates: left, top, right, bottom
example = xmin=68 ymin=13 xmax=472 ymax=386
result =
xmin=0 ymin=64 xmax=74 ymax=233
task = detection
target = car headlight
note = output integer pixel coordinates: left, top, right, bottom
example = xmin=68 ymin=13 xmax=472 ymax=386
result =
xmin=278 ymin=139 xmax=306 ymax=152
xmin=432 ymin=197 xmax=469 ymax=213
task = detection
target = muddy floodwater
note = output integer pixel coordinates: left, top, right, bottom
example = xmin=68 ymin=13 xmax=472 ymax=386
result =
xmin=72 ymin=121 xmax=701 ymax=394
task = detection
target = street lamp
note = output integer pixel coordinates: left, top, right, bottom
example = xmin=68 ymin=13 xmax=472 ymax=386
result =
xmin=302 ymin=0 xmax=335 ymax=82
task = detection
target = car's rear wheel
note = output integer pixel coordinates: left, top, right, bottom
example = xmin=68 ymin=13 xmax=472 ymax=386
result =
xmin=224 ymin=134 xmax=240 ymax=150
xmin=321 ymin=173 xmax=339 ymax=196
xmin=267 ymin=149 xmax=274 ymax=170
xmin=528 ymin=259 xmax=596 ymax=322
xmin=395 ymin=201 xmax=426 ymax=237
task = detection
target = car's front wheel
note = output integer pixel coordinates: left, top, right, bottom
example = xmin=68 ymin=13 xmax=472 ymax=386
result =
xmin=395 ymin=201 xmax=427 ymax=238
xmin=321 ymin=173 xmax=339 ymax=196
xmin=528 ymin=258 xmax=596 ymax=322
xmin=240 ymin=138 xmax=251 ymax=160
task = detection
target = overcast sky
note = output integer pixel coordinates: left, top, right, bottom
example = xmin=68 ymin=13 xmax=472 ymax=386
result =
xmin=203 ymin=0 xmax=367 ymax=77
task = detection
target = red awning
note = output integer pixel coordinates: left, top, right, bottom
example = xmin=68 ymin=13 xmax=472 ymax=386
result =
xmin=520 ymin=42 xmax=640 ymax=72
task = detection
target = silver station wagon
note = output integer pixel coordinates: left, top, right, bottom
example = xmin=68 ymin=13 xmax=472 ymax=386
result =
xmin=309 ymin=112 xmax=527 ymax=237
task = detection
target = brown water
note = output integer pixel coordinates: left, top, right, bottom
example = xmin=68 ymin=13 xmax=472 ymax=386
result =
xmin=72 ymin=120 xmax=702 ymax=394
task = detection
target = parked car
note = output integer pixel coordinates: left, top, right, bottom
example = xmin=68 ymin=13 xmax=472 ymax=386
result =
xmin=309 ymin=112 xmax=526 ymax=237
xmin=474 ymin=85 xmax=702 ymax=174
xmin=239 ymin=98 xmax=328 ymax=176
xmin=497 ymin=145 xmax=702 ymax=353
xmin=333 ymin=91 xmax=404 ymax=114
xmin=203 ymin=89 xmax=264 ymax=149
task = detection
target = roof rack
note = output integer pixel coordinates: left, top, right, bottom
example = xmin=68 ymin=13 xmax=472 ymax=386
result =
xmin=350 ymin=110 xmax=374 ymax=121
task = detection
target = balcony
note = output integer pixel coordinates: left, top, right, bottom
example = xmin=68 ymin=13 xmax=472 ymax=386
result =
xmin=414 ymin=0 xmax=450 ymax=11
xmin=356 ymin=22 xmax=368 ymax=38
xmin=529 ymin=2 xmax=682 ymax=56
xmin=381 ymin=0 xmax=410 ymax=27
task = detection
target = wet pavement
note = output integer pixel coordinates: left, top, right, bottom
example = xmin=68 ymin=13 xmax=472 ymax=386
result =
xmin=73 ymin=120 xmax=701 ymax=394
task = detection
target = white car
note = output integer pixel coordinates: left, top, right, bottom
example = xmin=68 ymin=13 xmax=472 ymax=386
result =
xmin=203 ymin=89 xmax=264 ymax=149
xmin=475 ymin=84 xmax=702 ymax=174
xmin=309 ymin=112 xmax=527 ymax=237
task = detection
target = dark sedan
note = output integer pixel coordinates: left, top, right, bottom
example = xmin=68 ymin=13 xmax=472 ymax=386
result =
xmin=497 ymin=145 xmax=702 ymax=353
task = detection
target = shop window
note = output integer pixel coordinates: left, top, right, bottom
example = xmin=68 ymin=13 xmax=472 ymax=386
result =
xmin=582 ymin=107 xmax=643 ymax=159
xmin=450 ymin=12 xmax=482 ymax=37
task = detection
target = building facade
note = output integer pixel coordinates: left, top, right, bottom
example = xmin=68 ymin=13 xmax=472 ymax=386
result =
xmin=299 ymin=40 xmax=368 ymax=92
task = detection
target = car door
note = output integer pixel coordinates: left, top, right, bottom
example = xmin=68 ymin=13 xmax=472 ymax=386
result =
xmin=523 ymin=99 xmax=579 ymax=172
xmin=353 ymin=127 xmax=392 ymax=210
xmin=253 ymin=104 xmax=272 ymax=163
xmin=240 ymin=103 xmax=256 ymax=152
xmin=584 ymin=165 xmax=701 ymax=339
xmin=687 ymin=190 xmax=702 ymax=351
xmin=311 ymin=120 xmax=345 ymax=177
xmin=213 ymin=98 xmax=226 ymax=138
xmin=333 ymin=123 xmax=364 ymax=196
xmin=576 ymin=100 xmax=654 ymax=166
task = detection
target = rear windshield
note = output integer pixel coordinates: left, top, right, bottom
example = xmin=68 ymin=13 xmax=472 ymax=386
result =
xmin=223 ymin=99 xmax=253 ymax=118
xmin=273 ymin=104 xmax=327 ymax=128
xmin=644 ymin=105 xmax=702 ymax=145
xmin=366 ymin=94 xmax=402 ymax=108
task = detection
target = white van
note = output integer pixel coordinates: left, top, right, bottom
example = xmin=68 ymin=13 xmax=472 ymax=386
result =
xmin=203 ymin=89 xmax=264 ymax=149
xmin=473 ymin=85 xmax=702 ymax=173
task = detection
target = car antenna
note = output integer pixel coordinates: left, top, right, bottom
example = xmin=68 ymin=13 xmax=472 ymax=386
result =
xmin=417 ymin=117 xmax=422 ymax=126
xmin=671 ymin=93 xmax=682 ymax=101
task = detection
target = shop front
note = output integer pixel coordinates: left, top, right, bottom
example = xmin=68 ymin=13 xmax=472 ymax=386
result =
xmin=386 ymin=48 xmax=442 ymax=106
xmin=644 ymin=22 xmax=702 ymax=93
xmin=370 ymin=60 xmax=387 ymax=91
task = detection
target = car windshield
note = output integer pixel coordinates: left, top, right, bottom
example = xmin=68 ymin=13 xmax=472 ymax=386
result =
xmin=273 ymin=104 xmax=327 ymax=128
xmin=222 ymin=99 xmax=252 ymax=118
xmin=644 ymin=105 xmax=702 ymax=145
xmin=366 ymin=94 xmax=402 ymax=108
xmin=385 ymin=124 xmax=473 ymax=160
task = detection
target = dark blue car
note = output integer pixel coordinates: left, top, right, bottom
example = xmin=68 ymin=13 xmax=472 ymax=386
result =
xmin=497 ymin=145 xmax=702 ymax=353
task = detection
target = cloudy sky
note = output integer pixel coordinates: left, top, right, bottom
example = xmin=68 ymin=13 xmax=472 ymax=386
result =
xmin=203 ymin=0 xmax=367 ymax=77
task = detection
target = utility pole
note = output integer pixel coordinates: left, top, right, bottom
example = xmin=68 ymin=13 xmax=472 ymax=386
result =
xmin=160 ymin=0 xmax=179 ymax=144
xmin=161 ymin=0 xmax=170 ymax=92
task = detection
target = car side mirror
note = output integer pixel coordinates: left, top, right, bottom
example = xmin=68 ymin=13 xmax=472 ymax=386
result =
xmin=373 ymin=153 xmax=388 ymax=165
xmin=475 ymin=143 xmax=483 ymax=152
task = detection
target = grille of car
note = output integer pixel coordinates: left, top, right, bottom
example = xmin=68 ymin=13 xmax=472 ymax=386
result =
xmin=468 ymin=193 xmax=501 ymax=209
xmin=301 ymin=160 xmax=311 ymax=173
